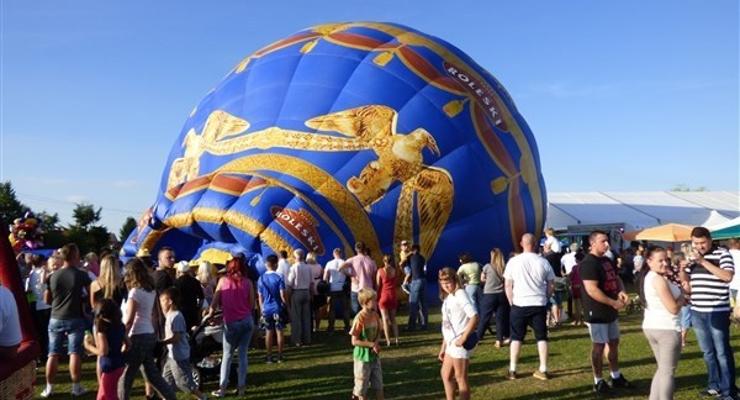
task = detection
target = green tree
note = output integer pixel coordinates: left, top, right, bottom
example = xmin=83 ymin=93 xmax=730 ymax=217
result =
xmin=72 ymin=203 xmax=102 ymax=229
xmin=0 ymin=181 xmax=28 ymax=226
xmin=119 ymin=217 xmax=137 ymax=242
xmin=67 ymin=203 xmax=111 ymax=255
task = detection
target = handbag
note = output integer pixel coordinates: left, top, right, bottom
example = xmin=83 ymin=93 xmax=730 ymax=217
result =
xmin=462 ymin=331 xmax=479 ymax=351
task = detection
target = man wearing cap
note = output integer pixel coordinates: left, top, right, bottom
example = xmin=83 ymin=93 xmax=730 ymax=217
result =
xmin=175 ymin=261 xmax=205 ymax=331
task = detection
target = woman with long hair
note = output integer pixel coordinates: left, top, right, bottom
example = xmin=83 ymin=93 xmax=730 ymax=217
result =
xmin=376 ymin=254 xmax=399 ymax=346
xmin=476 ymin=248 xmax=510 ymax=348
xmin=119 ymin=258 xmax=176 ymax=400
xmin=209 ymin=256 xmax=255 ymax=397
xmin=438 ymin=267 xmax=479 ymax=400
xmin=89 ymin=255 xmax=126 ymax=383
xmin=641 ymin=246 xmax=683 ymax=400
xmin=90 ymin=255 xmax=126 ymax=309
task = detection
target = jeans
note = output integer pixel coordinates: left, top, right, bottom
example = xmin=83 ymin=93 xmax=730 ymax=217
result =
xmin=328 ymin=291 xmax=350 ymax=331
xmin=118 ymin=333 xmax=176 ymax=400
xmin=48 ymin=317 xmax=87 ymax=355
xmin=691 ymin=310 xmax=736 ymax=396
xmin=476 ymin=292 xmax=510 ymax=341
xmin=220 ymin=317 xmax=255 ymax=389
xmin=464 ymin=284 xmax=481 ymax=311
xmin=407 ymin=279 xmax=428 ymax=329
xmin=351 ymin=291 xmax=360 ymax=317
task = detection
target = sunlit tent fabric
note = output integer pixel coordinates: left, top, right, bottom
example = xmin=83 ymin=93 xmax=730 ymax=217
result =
xmin=711 ymin=217 xmax=740 ymax=240
xmin=121 ymin=22 xmax=547 ymax=275
xmin=546 ymin=191 xmax=740 ymax=231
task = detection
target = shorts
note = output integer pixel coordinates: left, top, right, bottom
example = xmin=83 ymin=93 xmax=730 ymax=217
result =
xmin=48 ymin=317 xmax=86 ymax=355
xmin=163 ymin=357 xmax=198 ymax=393
xmin=353 ymin=358 xmax=383 ymax=397
xmin=510 ymin=305 xmax=548 ymax=342
xmin=586 ymin=320 xmax=620 ymax=343
xmin=260 ymin=312 xmax=286 ymax=331
xmin=680 ymin=306 xmax=692 ymax=329
xmin=445 ymin=340 xmax=472 ymax=359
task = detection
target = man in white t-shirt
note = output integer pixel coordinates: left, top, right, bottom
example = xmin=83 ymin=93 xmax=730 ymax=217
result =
xmin=0 ymin=284 xmax=22 ymax=359
xmin=323 ymin=248 xmax=350 ymax=332
xmin=561 ymin=243 xmax=580 ymax=276
xmin=504 ymin=233 xmax=555 ymax=381
xmin=276 ymin=250 xmax=291 ymax=280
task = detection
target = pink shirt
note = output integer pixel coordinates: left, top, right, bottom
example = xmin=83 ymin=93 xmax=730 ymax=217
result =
xmin=348 ymin=254 xmax=377 ymax=292
xmin=219 ymin=276 xmax=252 ymax=324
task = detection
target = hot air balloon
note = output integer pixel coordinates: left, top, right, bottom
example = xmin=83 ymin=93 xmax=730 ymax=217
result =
xmin=121 ymin=22 xmax=547 ymax=286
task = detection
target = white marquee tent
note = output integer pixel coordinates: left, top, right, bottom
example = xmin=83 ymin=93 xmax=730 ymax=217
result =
xmin=546 ymin=191 xmax=740 ymax=232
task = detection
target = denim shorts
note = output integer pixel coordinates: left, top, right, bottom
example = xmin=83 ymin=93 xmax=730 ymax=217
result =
xmin=48 ymin=317 xmax=87 ymax=355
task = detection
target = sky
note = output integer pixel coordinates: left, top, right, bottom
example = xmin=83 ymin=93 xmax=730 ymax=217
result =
xmin=1 ymin=0 xmax=738 ymax=233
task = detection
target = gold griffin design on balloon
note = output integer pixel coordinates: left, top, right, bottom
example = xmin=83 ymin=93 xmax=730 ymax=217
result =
xmin=167 ymin=108 xmax=453 ymax=260
xmin=219 ymin=21 xmax=544 ymax=241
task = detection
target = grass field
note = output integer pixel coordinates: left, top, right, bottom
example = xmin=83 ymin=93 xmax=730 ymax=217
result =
xmin=35 ymin=307 xmax=740 ymax=399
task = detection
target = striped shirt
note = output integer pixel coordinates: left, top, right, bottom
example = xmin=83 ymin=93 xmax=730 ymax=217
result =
xmin=684 ymin=246 xmax=735 ymax=313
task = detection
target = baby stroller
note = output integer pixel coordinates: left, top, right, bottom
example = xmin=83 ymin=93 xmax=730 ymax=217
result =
xmin=189 ymin=311 xmax=225 ymax=388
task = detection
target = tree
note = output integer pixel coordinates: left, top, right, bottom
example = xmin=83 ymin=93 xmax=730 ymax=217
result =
xmin=72 ymin=203 xmax=102 ymax=229
xmin=67 ymin=202 xmax=111 ymax=255
xmin=37 ymin=211 xmax=60 ymax=231
xmin=0 ymin=181 xmax=28 ymax=226
xmin=119 ymin=217 xmax=137 ymax=242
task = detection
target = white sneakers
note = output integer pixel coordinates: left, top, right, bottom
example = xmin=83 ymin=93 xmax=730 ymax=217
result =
xmin=41 ymin=383 xmax=87 ymax=397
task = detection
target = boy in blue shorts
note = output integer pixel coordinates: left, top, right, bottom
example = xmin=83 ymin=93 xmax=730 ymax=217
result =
xmin=258 ymin=254 xmax=288 ymax=363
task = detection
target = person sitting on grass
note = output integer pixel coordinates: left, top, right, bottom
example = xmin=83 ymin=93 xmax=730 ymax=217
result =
xmin=439 ymin=267 xmax=479 ymax=400
xmin=258 ymin=254 xmax=288 ymax=363
xmin=159 ymin=287 xmax=207 ymax=400
xmin=350 ymin=288 xmax=384 ymax=400
xmin=83 ymin=298 xmax=128 ymax=400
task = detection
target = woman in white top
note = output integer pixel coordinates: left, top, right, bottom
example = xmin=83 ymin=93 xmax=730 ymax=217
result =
xmin=438 ymin=267 xmax=479 ymax=400
xmin=640 ymin=246 xmax=683 ymax=400
xmin=119 ymin=258 xmax=176 ymax=400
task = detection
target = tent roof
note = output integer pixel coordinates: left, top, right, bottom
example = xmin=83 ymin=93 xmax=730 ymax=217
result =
xmin=546 ymin=191 xmax=740 ymax=231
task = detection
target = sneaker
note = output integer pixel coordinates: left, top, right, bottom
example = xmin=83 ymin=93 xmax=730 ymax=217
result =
xmin=211 ymin=389 xmax=225 ymax=398
xmin=700 ymin=388 xmax=722 ymax=398
xmin=40 ymin=386 xmax=53 ymax=398
xmin=532 ymin=370 xmax=550 ymax=381
xmin=593 ymin=380 xmax=610 ymax=394
xmin=71 ymin=385 xmax=87 ymax=396
xmin=610 ymin=374 xmax=630 ymax=388
xmin=507 ymin=370 xmax=517 ymax=380
xmin=276 ymin=354 xmax=284 ymax=363
xmin=265 ymin=355 xmax=274 ymax=364
xmin=237 ymin=386 xmax=246 ymax=396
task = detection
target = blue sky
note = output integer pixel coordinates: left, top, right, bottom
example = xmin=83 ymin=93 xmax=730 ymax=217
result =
xmin=1 ymin=0 xmax=738 ymax=232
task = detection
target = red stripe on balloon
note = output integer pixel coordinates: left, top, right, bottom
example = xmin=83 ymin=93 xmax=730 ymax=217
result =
xmin=398 ymin=47 xmax=459 ymax=91
xmin=473 ymin=105 xmax=517 ymax=175
xmin=328 ymin=32 xmax=385 ymax=48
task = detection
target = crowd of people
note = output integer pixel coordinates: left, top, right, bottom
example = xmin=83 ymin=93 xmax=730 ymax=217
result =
xmin=0 ymin=226 xmax=738 ymax=399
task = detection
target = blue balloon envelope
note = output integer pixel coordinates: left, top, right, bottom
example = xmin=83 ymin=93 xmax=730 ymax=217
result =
xmin=122 ymin=22 xmax=547 ymax=285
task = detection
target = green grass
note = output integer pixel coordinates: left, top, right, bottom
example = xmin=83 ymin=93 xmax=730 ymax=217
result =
xmin=35 ymin=308 xmax=740 ymax=399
